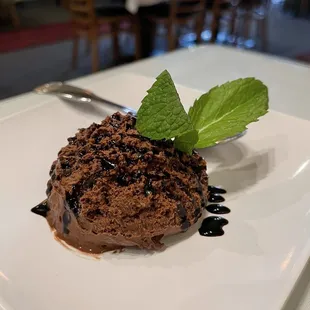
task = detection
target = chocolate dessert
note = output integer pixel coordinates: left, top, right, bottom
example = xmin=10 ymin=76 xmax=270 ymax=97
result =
xmin=32 ymin=70 xmax=269 ymax=252
xmin=33 ymin=112 xmax=208 ymax=253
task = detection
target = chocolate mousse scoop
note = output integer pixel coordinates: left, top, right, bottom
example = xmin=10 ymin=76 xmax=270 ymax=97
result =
xmin=33 ymin=112 xmax=208 ymax=253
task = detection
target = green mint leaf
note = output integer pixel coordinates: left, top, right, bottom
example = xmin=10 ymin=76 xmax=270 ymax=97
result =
xmin=189 ymin=78 xmax=269 ymax=148
xmin=136 ymin=70 xmax=193 ymax=140
xmin=174 ymin=129 xmax=198 ymax=154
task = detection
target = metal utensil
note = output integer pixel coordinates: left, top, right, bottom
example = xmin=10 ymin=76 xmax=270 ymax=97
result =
xmin=34 ymin=82 xmax=136 ymax=115
xmin=34 ymin=82 xmax=246 ymax=145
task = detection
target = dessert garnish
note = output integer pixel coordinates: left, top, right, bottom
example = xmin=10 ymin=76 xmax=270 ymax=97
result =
xmin=31 ymin=70 xmax=269 ymax=253
xmin=137 ymin=70 xmax=268 ymax=153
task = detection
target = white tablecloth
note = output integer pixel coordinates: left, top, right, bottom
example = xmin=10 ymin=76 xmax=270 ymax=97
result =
xmin=126 ymin=0 xmax=164 ymax=13
xmin=1 ymin=45 xmax=310 ymax=310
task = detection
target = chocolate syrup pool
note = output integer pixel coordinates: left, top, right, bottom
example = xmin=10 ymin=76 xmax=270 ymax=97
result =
xmin=199 ymin=185 xmax=230 ymax=237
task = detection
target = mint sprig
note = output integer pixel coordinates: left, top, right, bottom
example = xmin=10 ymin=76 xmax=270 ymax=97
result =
xmin=189 ymin=78 xmax=269 ymax=148
xmin=136 ymin=71 xmax=269 ymax=153
xmin=136 ymin=70 xmax=195 ymax=141
xmin=174 ymin=129 xmax=198 ymax=154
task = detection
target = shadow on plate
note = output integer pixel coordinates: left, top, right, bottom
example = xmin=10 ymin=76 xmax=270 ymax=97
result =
xmin=200 ymin=141 xmax=274 ymax=194
xmin=200 ymin=140 xmax=248 ymax=168
xmin=235 ymin=169 xmax=310 ymax=220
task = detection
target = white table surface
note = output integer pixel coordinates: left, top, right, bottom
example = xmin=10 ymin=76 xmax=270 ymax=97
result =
xmin=1 ymin=45 xmax=310 ymax=309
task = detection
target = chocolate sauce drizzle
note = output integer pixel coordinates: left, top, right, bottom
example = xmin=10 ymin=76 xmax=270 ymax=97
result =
xmin=63 ymin=210 xmax=71 ymax=234
xmin=177 ymin=203 xmax=190 ymax=231
xmin=144 ymin=178 xmax=155 ymax=196
xmin=206 ymin=204 xmax=230 ymax=215
xmin=31 ymin=200 xmax=50 ymax=218
xmin=208 ymin=194 xmax=225 ymax=203
xmin=66 ymin=184 xmax=81 ymax=216
xmin=208 ymin=185 xmax=227 ymax=194
xmin=199 ymin=185 xmax=230 ymax=237
xmin=199 ymin=216 xmax=229 ymax=237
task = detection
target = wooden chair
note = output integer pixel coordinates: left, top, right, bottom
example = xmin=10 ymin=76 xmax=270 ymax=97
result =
xmin=0 ymin=0 xmax=20 ymax=28
xmin=145 ymin=0 xmax=206 ymax=51
xmin=61 ymin=0 xmax=70 ymax=9
xmin=209 ymin=0 xmax=231 ymax=42
xmin=69 ymin=0 xmax=141 ymax=73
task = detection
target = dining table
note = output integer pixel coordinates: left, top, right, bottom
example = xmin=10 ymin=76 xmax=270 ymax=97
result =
xmin=1 ymin=46 xmax=310 ymax=310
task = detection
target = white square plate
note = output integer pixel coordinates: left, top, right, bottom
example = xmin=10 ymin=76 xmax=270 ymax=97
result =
xmin=1 ymin=74 xmax=310 ymax=310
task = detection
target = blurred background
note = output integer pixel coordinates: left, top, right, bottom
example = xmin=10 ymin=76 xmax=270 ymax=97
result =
xmin=0 ymin=0 xmax=309 ymax=100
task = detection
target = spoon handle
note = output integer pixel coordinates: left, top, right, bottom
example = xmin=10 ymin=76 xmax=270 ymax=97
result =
xmin=87 ymin=93 xmax=137 ymax=115
xmin=34 ymin=82 xmax=137 ymax=115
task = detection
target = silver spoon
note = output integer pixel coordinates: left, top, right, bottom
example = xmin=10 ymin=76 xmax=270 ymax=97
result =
xmin=34 ymin=82 xmax=246 ymax=145
xmin=34 ymin=82 xmax=136 ymax=115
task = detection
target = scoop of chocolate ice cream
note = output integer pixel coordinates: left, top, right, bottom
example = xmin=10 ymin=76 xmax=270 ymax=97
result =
xmin=42 ymin=112 xmax=208 ymax=253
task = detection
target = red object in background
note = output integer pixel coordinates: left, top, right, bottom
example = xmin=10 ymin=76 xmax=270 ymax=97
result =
xmin=0 ymin=22 xmax=73 ymax=53
xmin=0 ymin=21 xmax=128 ymax=54
xmin=296 ymin=53 xmax=310 ymax=63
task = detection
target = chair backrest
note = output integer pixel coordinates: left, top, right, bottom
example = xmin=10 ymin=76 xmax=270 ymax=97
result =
xmin=69 ymin=0 xmax=96 ymax=28
xmin=170 ymin=0 xmax=206 ymax=20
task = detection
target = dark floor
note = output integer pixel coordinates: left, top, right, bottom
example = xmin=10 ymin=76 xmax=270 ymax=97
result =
xmin=1 ymin=0 xmax=310 ymax=100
